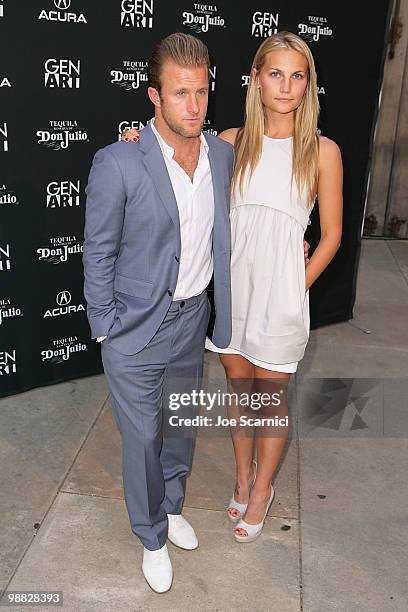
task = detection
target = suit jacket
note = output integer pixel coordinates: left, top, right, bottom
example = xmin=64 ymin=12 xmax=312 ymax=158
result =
xmin=82 ymin=122 xmax=233 ymax=356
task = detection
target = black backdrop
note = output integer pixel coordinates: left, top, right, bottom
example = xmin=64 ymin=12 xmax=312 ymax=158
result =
xmin=0 ymin=1 xmax=392 ymax=397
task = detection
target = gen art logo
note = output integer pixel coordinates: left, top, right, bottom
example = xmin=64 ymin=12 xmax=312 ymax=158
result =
xmin=252 ymin=11 xmax=279 ymax=37
xmin=121 ymin=0 xmax=153 ymax=28
xmin=0 ymin=122 xmax=8 ymax=152
xmin=44 ymin=58 xmax=81 ymax=89
xmin=0 ymin=76 xmax=11 ymax=88
xmin=0 ymin=1 xmax=4 ymax=18
xmin=38 ymin=0 xmax=87 ymax=24
xmin=0 ymin=243 xmax=11 ymax=271
xmin=182 ymin=3 xmax=226 ymax=33
xmin=117 ymin=120 xmax=146 ymax=140
xmin=0 ymin=350 xmax=17 ymax=376
xmin=46 ymin=180 xmax=81 ymax=207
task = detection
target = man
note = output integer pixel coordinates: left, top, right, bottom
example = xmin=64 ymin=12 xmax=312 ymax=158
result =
xmin=83 ymin=33 xmax=233 ymax=593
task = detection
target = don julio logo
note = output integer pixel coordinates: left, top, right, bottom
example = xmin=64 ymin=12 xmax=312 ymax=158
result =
xmin=47 ymin=180 xmax=81 ymax=207
xmin=38 ymin=0 xmax=87 ymax=24
xmin=0 ymin=122 xmax=8 ymax=151
xmin=182 ymin=3 xmax=225 ymax=33
xmin=252 ymin=11 xmax=279 ymax=37
xmin=37 ymin=235 xmax=83 ymax=264
xmin=43 ymin=290 xmax=85 ymax=318
xmin=0 ymin=350 xmax=17 ymax=376
xmin=0 ymin=184 xmax=19 ymax=206
xmin=0 ymin=298 xmax=22 ymax=326
xmin=0 ymin=244 xmax=11 ymax=271
xmin=41 ymin=336 xmax=87 ymax=364
xmin=110 ymin=60 xmax=148 ymax=91
xmin=298 ymin=15 xmax=333 ymax=42
xmin=209 ymin=65 xmax=216 ymax=92
xmin=203 ymin=119 xmax=217 ymax=136
xmin=44 ymin=58 xmax=81 ymax=88
xmin=37 ymin=121 xmax=89 ymax=150
xmin=121 ymin=0 xmax=153 ymax=28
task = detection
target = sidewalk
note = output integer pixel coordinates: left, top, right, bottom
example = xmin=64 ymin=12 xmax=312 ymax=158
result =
xmin=0 ymin=239 xmax=407 ymax=611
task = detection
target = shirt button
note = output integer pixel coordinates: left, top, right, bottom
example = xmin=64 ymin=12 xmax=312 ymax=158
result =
xmin=175 ymin=256 xmax=180 ymax=262
xmin=167 ymin=289 xmax=173 ymax=297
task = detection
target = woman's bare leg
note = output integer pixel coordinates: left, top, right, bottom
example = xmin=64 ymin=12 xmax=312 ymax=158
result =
xmin=235 ymin=366 xmax=290 ymax=533
xmin=220 ymin=354 xmax=256 ymax=518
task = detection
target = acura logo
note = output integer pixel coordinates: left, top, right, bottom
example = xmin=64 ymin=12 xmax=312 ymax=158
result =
xmin=54 ymin=0 xmax=71 ymax=10
xmin=56 ymin=290 xmax=71 ymax=306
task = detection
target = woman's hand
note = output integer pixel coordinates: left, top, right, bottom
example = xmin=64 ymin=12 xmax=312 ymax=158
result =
xmin=304 ymin=240 xmax=310 ymax=265
xmin=120 ymin=127 xmax=140 ymax=142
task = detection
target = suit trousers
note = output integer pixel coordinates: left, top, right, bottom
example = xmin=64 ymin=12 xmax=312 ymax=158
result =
xmin=101 ymin=289 xmax=210 ymax=550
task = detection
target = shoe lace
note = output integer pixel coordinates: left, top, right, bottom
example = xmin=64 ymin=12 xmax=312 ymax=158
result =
xmin=150 ymin=548 xmax=167 ymax=565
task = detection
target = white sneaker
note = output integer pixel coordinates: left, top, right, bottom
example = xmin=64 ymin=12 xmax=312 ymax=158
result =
xmin=167 ymin=514 xmax=198 ymax=550
xmin=142 ymin=544 xmax=173 ymax=593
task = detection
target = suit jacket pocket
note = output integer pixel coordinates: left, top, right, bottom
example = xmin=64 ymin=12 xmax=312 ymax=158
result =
xmin=113 ymin=273 xmax=153 ymax=299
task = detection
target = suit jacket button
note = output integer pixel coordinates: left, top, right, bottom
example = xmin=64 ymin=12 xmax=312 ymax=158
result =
xmin=175 ymin=256 xmax=180 ymax=262
xmin=168 ymin=289 xmax=173 ymax=296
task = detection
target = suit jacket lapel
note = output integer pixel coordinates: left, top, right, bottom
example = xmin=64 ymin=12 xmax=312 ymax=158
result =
xmin=139 ymin=124 xmax=181 ymax=235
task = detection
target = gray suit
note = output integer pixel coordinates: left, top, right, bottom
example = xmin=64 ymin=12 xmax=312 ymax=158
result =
xmin=83 ymin=123 xmax=233 ymax=549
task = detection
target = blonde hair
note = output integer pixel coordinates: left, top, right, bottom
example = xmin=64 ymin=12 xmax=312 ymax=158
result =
xmin=148 ymin=32 xmax=210 ymax=93
xmin=232 ymin=31 xmax=320 ymax=206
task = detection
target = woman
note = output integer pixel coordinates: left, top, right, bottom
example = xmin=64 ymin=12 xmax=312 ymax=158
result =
xmin=205 ymin=31 xmax=343 ymax=542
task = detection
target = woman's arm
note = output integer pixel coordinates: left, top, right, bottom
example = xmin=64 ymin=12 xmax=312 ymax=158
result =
xmin=305 ymin=136 xmax=343 ymax=291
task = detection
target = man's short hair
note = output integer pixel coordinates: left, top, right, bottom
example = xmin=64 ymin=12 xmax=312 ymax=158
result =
xmin=148 ymin=32 xmax=210 ymax=93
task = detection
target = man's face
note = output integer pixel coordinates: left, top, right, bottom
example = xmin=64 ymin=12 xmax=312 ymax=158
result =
xmin=152 ymin=60 xmax=209 ymax=138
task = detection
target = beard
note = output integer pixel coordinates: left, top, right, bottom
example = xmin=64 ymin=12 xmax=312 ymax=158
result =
xmin=160 ymin=98 xmax=204 ymax=138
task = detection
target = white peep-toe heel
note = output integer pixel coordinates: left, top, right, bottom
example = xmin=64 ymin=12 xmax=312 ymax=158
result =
xmin=233 ymin=484 xmax=275 ymax=542
xmin=227 ymin=460 xmax=257 ymax=523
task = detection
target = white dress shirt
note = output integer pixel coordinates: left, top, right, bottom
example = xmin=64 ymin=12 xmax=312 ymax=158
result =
xmin=97 ymin=118 xmax=215 ymax=342
xmin=150 ymin=117 xmax=214 ymax=300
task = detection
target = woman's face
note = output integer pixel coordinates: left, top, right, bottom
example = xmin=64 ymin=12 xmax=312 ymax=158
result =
xmin=255 ymin=48 xmax=309 ymax=116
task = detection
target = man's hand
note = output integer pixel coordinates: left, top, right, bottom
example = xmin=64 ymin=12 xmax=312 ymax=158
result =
xmin=304 ymin=240 xmax=310 ymax=265
xmin=121 ymin=127 xmax=140 ymax=142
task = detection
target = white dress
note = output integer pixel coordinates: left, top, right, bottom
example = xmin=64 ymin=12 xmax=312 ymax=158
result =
xmin=206 ymin=135 xmax=312 ymax=373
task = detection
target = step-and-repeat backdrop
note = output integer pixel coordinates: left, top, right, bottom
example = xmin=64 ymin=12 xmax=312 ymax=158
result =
xmin=0 ymin=1 xmax=392 ymax=396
